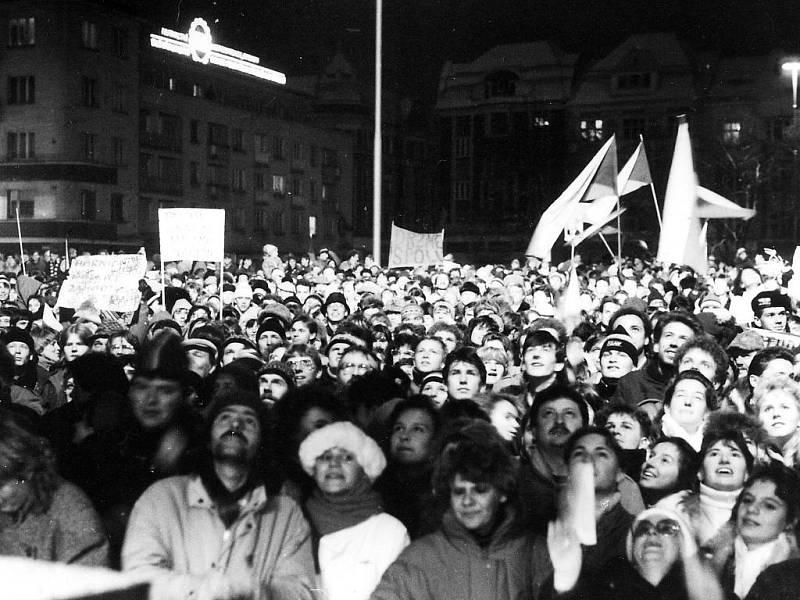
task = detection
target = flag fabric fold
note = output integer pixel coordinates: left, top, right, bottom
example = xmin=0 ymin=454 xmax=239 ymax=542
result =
xmin=618 ymin=141 xmax=652 ymax=196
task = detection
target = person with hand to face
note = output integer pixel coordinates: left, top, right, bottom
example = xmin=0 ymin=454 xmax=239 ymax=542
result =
xmin=299 ymin=422 xmax=409 ymax=600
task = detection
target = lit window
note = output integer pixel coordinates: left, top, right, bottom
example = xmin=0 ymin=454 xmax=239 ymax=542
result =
xmin=8 ymin=18 xmax=35 ymax=47
xmin=7 ymin=132 xmax=35 ymax=159
xmin=7 ymin=76 xmax=35 ymax=104
xmin=533 ymin=116 xmax=550 ymax=128
xmin=81 ymin=21 xmax=98 ymax=50
xmin=722 ymin=121 xmax=742 ymax=145
xmin=7 ymin=191 xmax=34 ymax=218
xmin=579 ymin=119 xmax=604 ymax=141
xmin=272 ymin=175 xmax=285 ymax=194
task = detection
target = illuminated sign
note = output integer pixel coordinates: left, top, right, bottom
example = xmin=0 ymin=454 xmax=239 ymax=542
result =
xmin=149 ymin=18 xmax=286 ymax=85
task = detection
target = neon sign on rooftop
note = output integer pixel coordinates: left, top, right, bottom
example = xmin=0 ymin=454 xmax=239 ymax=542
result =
xmin=149 ymin=18 xmax=286 ymax=85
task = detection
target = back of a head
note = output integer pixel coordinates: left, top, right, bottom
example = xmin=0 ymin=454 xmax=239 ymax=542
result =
xmin=136 ymin=331 xmax=190 ymax=383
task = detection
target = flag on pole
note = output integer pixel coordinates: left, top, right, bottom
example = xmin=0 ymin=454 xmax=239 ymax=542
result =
xmin=618 ymin=141 xmax=652 ymax=196
xmin=657 ymin=117 xmax=755 ymax=275
xmin=557 ymin=263 xmax=583 ymax=335
xmin=526 ymin=136 xmax=618 ymax=261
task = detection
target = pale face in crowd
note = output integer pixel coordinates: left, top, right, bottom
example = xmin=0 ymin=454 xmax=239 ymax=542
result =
xmin=757 ymin=388 xmax=800 ymax=445
xmin=433 ymin=330 xmax=459 ymax=355
xmin=390 ymin=408 xmax=435 ymax=465
xmin=130 ymin=376 xmax=184 ymax=430
xmin=414 ymin=339 xmax=446 ymax=374
xmin=631 ymin=517 xmax=681 ymax=574
xmin=489 ymin=399 xmax=519 ymax=442
xmin=534 ymin=398 xmax=584 ymax=451
xmin=700 ymin=439 xmax=748 ymax=492
xmin=446 ymin=360 xmax=483 ymax=400
xmin=6 ymin=341 xmax=31 ymax=366
xmin=756 ymin=307 xmax=788 ymax=333
xmin=314 ymin=448 xmax=363 ymax=495
xmin=654 ymin=321 xmax=695 ymax=366
xmin=568 ymin=432 xmax=621 ymax=494
xmin=640 ymin=441 xmax=683 ymax=491
xmin=186 ymin=348 xmax=215 ymax=378
xmin=258 ymin=373 xmax=289 ymax=406
xmin=450 ymin=473 xmax=506 ymax=535
xmin=289 ymin=321 xmax=313 ymax=345
xmin=62 ymin=333 xmax=89 ymax=363
xmin=603 ymin=412 xmax=644 ymax=450
xmin=210 ymin=404 xmax=261 ymax=464
xmin=599 ymin=349 xmax=635 ymax=379
xmin=522 ymin=341 xmax=561 ymax=380
xmin=612 ymin=314 xmax=648 ymax=352
xmin=737 ymin=479 xmax=793 ymax=547
xmin=677 ymin=348 xmax=717 ymax=385
xmin=665 ymin=378 xmax=708 ymax=433
xmin=420 ymin=380 xmax=448 ymax=408
xmin=109 ymin=336 xmax=136 ymax=357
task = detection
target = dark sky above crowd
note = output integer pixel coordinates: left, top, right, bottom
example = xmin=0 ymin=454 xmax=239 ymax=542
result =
xmin=138 ymin=0 xmax=800 ymax=103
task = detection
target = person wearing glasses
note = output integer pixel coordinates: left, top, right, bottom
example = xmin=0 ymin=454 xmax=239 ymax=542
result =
xmin=282 ymin=344 xmax=322 ymax=388
xmin=545 ymin=505 xmax=724 ymax=600
xmin=336 ymin=346 xmax=379 ymax=387
xmin=298 ymin=421 xmax=408 ymax=600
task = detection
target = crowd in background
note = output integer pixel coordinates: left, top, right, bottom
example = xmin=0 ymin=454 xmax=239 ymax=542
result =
xmin=0 ymin=241 xmax=798 ymax=599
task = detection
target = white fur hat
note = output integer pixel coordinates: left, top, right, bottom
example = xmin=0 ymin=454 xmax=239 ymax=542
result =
xmin=298 ymin=421 xmax=386 ymax=481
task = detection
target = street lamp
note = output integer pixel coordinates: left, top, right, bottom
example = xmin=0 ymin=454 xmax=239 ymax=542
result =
xmin=781 ymin=60 xmax=800 ymax=109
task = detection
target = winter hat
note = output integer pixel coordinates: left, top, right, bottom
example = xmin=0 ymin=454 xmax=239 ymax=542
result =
xmin=298 ymin=421 xmax=386 ymax=481
xmin=259 ymin=303 xmax=293 ymax=326
xmin=727 ymin=330 xmax=765 ymax=353
xmin=256 ymin=317 xmax=287 ymax=342
xmin=2 ymin=328 xmax=35 ymax=355
xmin=600 ymin=329 xmax=638 ymax=365
xmin=171 ymin=298 xmax=192 ymax=314
xmin=182 ymin=338 xmax=219 ymax=363
xmin=751 ymin=290 xmax=792 ymax=315
xmin=234 ymin=282 xmax=253 ymax=299
xmin=68 ymin=352 xmax=129 ymax=396
xmin=206 ymin=389 xmax=267 ymax=432
xmin=256 ymin=361 xmax=295 ymax=389
xmin=625 ymin=506 xmax=696 ymax=562
xmin=324 ymin=292 xmax=349 ymax=314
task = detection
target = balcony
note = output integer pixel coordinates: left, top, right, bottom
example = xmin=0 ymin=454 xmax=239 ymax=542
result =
xmin=0 ymin=219 xmax=117 ymax=242
xmin=0 ymin=153 xmax=117 ymax=184
xmin=140 ymin=131 xmax=182 ymax=153
xmin=140 ymin=175 xmax=183 ymax=196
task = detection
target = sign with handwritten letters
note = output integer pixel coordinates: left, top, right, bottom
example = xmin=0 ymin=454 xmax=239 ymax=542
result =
xmin=388 ymin=223 xmax=444 ymax=269
xmin=159 ymin=208 xmax=225 ymax=262
xmin=752 ymin=327 xmax=800 ymax=351
xmin=56 ymin=254 xmax=147 ymax=312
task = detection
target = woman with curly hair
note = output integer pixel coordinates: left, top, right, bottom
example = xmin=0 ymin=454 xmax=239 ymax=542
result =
xmin=753 ymin=375 xmax=800 ymax=468
xmin=0 ymin=409 xmax=108 ymax=565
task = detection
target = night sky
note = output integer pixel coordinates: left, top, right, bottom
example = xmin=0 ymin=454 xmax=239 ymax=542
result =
xmin=140 ymin=0 xmax=800 ymax=103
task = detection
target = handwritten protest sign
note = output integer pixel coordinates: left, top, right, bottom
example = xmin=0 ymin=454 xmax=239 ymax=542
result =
xmin=388 ymin=223 xmax=444 ymax=268
xmin=56 ymin=254 xmax=147 ymax=312
xmin=159 ymin=208 xmax=225 ymax=262
xmin=752 ymin=327 xmax=800 ymax=351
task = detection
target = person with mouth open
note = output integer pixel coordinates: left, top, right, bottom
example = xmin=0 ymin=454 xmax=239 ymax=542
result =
xmin=122 ymin=389 xmax=316 ymax=600
xmin=753 ymin=375 xmax=800 ymax=468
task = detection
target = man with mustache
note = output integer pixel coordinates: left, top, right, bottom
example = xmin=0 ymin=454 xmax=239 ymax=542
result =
xmin=519 ymin=385 xmax=644 ymax=534
xmin=122 ymin=390 xmax=315 ymax=600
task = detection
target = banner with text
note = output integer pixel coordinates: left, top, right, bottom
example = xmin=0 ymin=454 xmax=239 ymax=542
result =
xmin=159 ymin=208 xmax=225 ymax=262
xmin=56 ymin=254 xmax=147 ymax=312
xmin=388 ymin=223 xmax=444 ymax=268
xmin=752 ymin=327 xmax=800 ymax=351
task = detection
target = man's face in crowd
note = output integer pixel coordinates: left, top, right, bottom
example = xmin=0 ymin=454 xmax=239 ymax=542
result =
xmin=654 ymin=321 xmax=694 ymax=366
xmin=600 ymin=301 xmax=621 ymax=327
xmin=327 ymin=342 xmax=351 ymax=373
xmin=257 ymin=331 xmax=284 ymax=357
xmin=234 ymin=296 xmax=251 ymax=313
xmin=599 ymin=349 xmax=635 ymax=379
xmin=402 ymin=305 xmax=425 ymax=326
xmin=130 ymin=376 xmax=183 ymax=430
xmin=612 ymin=314 xmax=648 ymax=352
xmin=534 ymin=397 xmax=584 ymax=451
xmin=604 ymin=412 xmax=644 ymax=450
xmin=0 ymin=283 xmax=10 ymax=301
xmin=756 ymin=307 xmax=788 ymax=332
xmin=433 ymin=330 xmax=459 ymax=354
xmin=222 ymin=342 xmax=246 ymax=365
xmin=337 ymin=350 xmax=376 ymax=386
xmin=258 ymin=373 xmax=289 ymax=406
xmin=286 ymin=355 xmax=319 ymax=386
xmin=446 ymin=360 xmax=483 ymax=400
xmin=210 ymin=404 xmax=261 ymax=464
xmin=568 ymin=432 xmax=621 ymax=493
xmin=522 ymin=341 xmax=562 ymax=379
xmin=749 ymin=357 xmax=794 ymax=391
xmin=677 ymin=347 xmax=717 ymax=384
xmin=186 ymin=348 xmax=215 ymax=378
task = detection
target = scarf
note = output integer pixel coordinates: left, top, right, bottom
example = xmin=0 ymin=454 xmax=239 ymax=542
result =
xmin=305 ymin=472 xmax=382 ymax=537
xmin=660 ymin=410 xmax=705 ymax=452
xmin=734 ymin=533 xmax=792 ymax=599
xmin=698 ymin=483 xmax=740 ymax=542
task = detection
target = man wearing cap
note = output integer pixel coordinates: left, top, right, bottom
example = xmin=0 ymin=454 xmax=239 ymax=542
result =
xmin=257 ymin=362 xmax=294 ymax=407
xmin=183 ymin=338 xmax=219 ymax=380
xmin=256 ymin=317 xmax=287 ymax=361
xmin=318 ymin=332 xmax=367 ymax=392
xmin=122 ymin=390 xmax=315 ymax=599
xmin=322 ymin=292 xmax=349 ymax=337
xmin=608 ymin=307 xmax=652 ymax=368
xmin=751 ymin=290 xmax=792 ymax=333
xmin=596 ymin=329 xmax=638 ymax=400
xmin=727 ymin=329 xmax=765 ymax=373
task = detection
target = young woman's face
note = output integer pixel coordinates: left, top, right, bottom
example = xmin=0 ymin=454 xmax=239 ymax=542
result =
xmin=63 ymin=334 xmax=88 ymax=362
xmin=390 ymin=408 xmax=435 ymax=465
xmin=489 ymin=399 xmax=519 ymax=442
xmin=666 ymin=378 xmax=708 ymax=431
xmin=313 ymin=447 xmax=364 ymax=495
xmin=758 ymin=389 xmax=800 ymax=442
xmin=737 ymin=479 xmax=791 ymax=547
xmin=701 ymin=439 xmax=748 ymax=492
xmin=450 ymin=473 xmax=505 ymax=535
xmin=640 ymin=442 xmax=682 ymax=491
xmin=414 ymin=339 xmax=445 ymax=374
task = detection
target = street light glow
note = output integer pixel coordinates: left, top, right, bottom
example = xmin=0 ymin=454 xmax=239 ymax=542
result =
xmin=782 ymin=60 xmax=800 ymax=108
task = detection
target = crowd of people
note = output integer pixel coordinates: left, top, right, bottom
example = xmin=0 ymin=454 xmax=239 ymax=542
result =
xmin=0 ymin=241 xmax=799 ymax=600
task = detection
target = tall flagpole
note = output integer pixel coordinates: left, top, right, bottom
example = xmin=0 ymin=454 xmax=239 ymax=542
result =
xmin=15 ymin=205 xmax=26 ymax=276
xmin=372 ymin=0 xmax=382 ymax=267
xmin=640 ymin=136 xmax=663 ymax=230
xmin=616 ymin=202 xmax=622 ymax=265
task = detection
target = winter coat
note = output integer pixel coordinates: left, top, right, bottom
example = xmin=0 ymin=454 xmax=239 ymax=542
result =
xmin=0 ymin=478 xmax=109 ymax=566
xmin=612 ymin=358 xmax=674 ymax=409
xmin=745 ymin=557 xmax=800 ymax=600
xmin=122 ymin=474 xmax=315 ymax=600
xmin=370 ymin=508 xmax=535 ymax=600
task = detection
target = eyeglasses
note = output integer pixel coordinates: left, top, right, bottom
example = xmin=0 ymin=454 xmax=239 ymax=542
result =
xmin=632 ymin=519 xmax=681 ymax=538
xmin=340 ymin=362 xmax=371 ymax=372
xmin=286 ymin=358 xmax=314 ymax=369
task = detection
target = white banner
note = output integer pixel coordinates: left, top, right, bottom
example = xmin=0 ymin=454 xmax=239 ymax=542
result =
xmin=56 ymin=254 xmax=147 ymax=312
xmin=388 ymin=223 xmax=444 ymax=268
xmin=159 ymin=208 xmax=225 ymax=262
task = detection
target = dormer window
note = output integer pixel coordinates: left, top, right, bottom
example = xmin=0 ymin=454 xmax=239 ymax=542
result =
xmin=484 ymin=70 xmax=518 ymax=98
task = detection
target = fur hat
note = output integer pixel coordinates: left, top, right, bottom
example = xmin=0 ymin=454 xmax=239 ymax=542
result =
xmin=68 ymin=352 xmax=129 ymax=396
xmin=2 ymin=328 xmax=35 ymax=355
xmin=298 ymin=421 xmax=386 ymax=481
xmin=256 ymin=317 xmax=287 ymax=342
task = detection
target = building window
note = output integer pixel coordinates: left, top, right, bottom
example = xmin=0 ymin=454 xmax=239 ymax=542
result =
xmin=452 ymin=181 xmax=470 ymax=202
xmin=454 ymin=137 xmax=471 ymax=158
xmin=579 ymin=119 xmax=604 ymax=141
xmin=82 ymin=76 xmax=98 ymax=107
xmin=321 ymin=183 xmax=329 ymax=202
xmin=110 ymin=194 xmax=124 ymax=221
xmin=722 ymin=121 xmax=742 ymax=145
xmin=234 ymin=208 xmax=246 ymax=231
xmin=254 ymin=209 xmax=268 ymax=232
xmin=208 ymin=164 xmax=227 ymax=186
xmin=253 ymin=172 xmax=265 ymax=192
xmin=232 ymin=169 xmax=246 ymax=192
xmin=616 ymin=72 xmax=653 ymax=91
xmin=7 ymin=76 xmax=34 ymax=104
xmin=111 ymin=83 xmax=126 ymax=113
xmin=484 ymin=70 xmax=518 ymax=98
xmin=80 ymin=190 xmax=97 ymax=220
xmin=81 ymin=21 xmax=98 ymax=49
xmin=309 ymin=145 xmax=318 ymax=166
xmin=207 ymin=123 xmax=228 ymax=146
xmin=292 ymin=140 xmax=302 ymax=161
xmin=291 ymin=177 xmax=301 ymax=197
xmin=273 ymin=136 xmax=285 ymax=160
xmin=6 ymin=191 xmax=33 ymax=218
xmin=489 ymin=113 xmax=509 ymax=136
xmin=111 ymin=137 xmax=124 ymax=165
xmin=81 ymin=132 xmax=96 ymax=161
xmin=272 ymin=175 xmax=285 ymax=194
xmin=8 ymin=17 xmax=35 ymax=47
xmin=7 ymin=132 xmax=34 ymax=159
xmin=622 ymin=118 xmax=646 ymax=142
xmin=272 ymin=210 xmax=285 ymax=235
xmin=322 ymin=148 xmax=337 ymax=167
xmin=192 ymin=84 xmax=203 ymax=98
xmin=291 ymin=211 xmax=301 ymax=234
xmin=190 ymin=161 xmax=199 ymax=186
xmin=190 ymin=120 xmax=199 ymax=144
xmin=111 ymin=26 xmax=128 ymax=58
xmin=533 ymin=116 xmax=550 ymax=128
xmin=309 ymin=179 xmax=317 ymax=203
xmin=232 ymin=128 xmax=244 ymax=152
